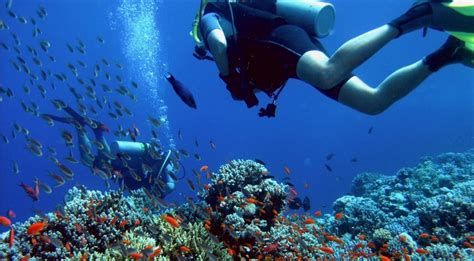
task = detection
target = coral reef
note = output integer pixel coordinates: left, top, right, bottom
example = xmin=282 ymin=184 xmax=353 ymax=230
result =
xmin=329 ymin=149 xmax=474 ymax=259
xmin=1 ymin=151 xmax=473 ymax=260
xmin=0 ymin=186 xmax=229 ymax=260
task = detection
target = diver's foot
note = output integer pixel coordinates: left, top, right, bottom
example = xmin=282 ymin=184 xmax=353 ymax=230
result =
xmin=423 ymin=36 xmax=472 ymax=71
xmin=389 ymin=2 xmax=433 ymax=38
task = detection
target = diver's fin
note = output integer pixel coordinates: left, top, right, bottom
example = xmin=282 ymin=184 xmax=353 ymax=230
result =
xmin=389 ymin=2 xmax=433 ymax=38
xmin=63 ymin=106 xmax=86 ymax=124
xmin=423 ymin=36 xmax=473 ymax=71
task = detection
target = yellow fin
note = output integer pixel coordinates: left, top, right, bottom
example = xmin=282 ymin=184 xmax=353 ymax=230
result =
xmin=443 ymin=0 xmax=474 ymax=16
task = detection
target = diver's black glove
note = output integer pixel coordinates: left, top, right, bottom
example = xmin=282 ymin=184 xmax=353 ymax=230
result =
xmin=219 ymin=71 xmax=246 ymax=100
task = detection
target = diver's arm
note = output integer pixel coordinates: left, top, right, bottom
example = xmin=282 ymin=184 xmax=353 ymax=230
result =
xmin=201 ymin=13 xmax=230 ymax=76
xmin=208 ymin=29 xmax=229 ymax=76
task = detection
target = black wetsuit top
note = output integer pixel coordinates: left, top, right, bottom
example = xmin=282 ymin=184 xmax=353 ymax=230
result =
xmin=203 ymin=2 xmax=333 ymax=98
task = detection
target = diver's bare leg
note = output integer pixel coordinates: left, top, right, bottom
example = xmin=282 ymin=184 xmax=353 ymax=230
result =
xmin=77 ymin=129 xmax=94 ymax=164
xmin=93 ymin=129 xmax=111 ymax=159
xmin=337 ymin=60 xmax=432 ymax=115
xmin=297 ymin=25 xmax=398 ymax=88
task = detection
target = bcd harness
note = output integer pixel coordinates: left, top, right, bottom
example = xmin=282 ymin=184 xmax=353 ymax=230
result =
xmin=192 ymin=0 xmax=287 ymax=118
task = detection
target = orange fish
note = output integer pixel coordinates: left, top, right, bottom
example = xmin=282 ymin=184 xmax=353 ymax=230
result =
xmin=283 ymin=166 xmax=291 ymax=175
xmin=314 ymin=211 xmax=322 ymax=217
xmin=65 ymin=242 xmax=71 ymax=251
xmin=399 ymin=235 xmax=407 ymax=243
xmin=304 ymin=217 xmax=315 ymax=224
xmin=227 ymin=248 xmax=236 ymax=256
xmin=179 ymin=245 xmax=191 ymax=252
xmin=358 ymin=234 xmax=366 ymax=240
xmin=246 ymin=198 xmax=262 ymax=205
xmin=149 ymin=247 xmax=162 ymax=258
xmin=319 ymin=246 xmax=334 ymax=254
xmin=380 ymin=256 xmax=391 ymax=261
xmin=161 ymin=214 xmax=180 ymax=228
xmin=0 ymin=216 xmax=12 ymax=227
xmin=119 ymin=220 xmax=128 ymax=228
xmin=7 ymin=210 xmax=16 ymax=218
xmin=19 ymin=255 xmax=30 ymax=261
xmin=27 ymin=222 xmax=47 ymax=236
xmin=111 ymin=216 xmax=119 ymax=226
xmin=335 ymin=212 xmax=343 ymax=220
xmin=415 ymin=248 xmax=429 ymax=255
xmin=200 ymin=165 xmax=209 ymax=172
xmin=9 ymin=228 xmax=14 ymax=248
xmin=419 ymin=233 xmax=430 ymax=239
xmin=129 ymin=252 xmax=143 ymax=260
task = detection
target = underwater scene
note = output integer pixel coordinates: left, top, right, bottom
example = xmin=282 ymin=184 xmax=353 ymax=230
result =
xmin=0 ymin=0 xmax=473 ymax=260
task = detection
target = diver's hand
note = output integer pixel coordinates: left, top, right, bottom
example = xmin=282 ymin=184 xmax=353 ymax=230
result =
xmin=219 ymin=71 xmax=245 ymax=100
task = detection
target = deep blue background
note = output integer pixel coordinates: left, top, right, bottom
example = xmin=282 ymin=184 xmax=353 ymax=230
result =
xmin=0 ymin=0 xmax=472 ymax=233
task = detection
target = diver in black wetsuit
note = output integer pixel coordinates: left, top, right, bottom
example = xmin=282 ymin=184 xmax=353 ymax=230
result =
xmin=42 ymin=107 xmax=177 ymax=198
xmin=192 ymin=0 xmax=474 ymax=117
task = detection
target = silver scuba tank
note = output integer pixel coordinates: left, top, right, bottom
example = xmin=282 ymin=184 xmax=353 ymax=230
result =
xmin=207 ymin=0 xmax=336 ymax=38
xmin=110 ymin=141 xmax=147 ymax=156
xmin=275 ymin=0 xmax=336 ymax=38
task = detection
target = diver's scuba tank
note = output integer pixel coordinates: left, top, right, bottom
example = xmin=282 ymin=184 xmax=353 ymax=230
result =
xmin=274 ymin=0 xmax=336 ymax=38
xmin=204 ymin=0 xmax=335 ymax=38
xmin=110 ymin=141 xmax=147 ymax=156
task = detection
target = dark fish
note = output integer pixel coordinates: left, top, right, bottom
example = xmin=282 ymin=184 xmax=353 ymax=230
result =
xmin=302 ymin=196 xmax=311 ymax=212
xmin=12 ymin=160 xmax=19 ymax=174
xmin=151 ymin=129 xmax=158 ymax=139
xmin=0 ymin=42 xmax=8 ymax=50
xmin=1 ymin=134 xmax=9 ymax=144
xmin=255 ymin=159 xmax=266 ymax=165
xmin=18 ymin=16 xmax=27 ymax=24
xmin=288 ymin=197 xmax=302 ymax=210
xmin=97 ymin=36 xmax=105 ymax=44
xmin=164 ymin=73 xmax=197 ymax=109
xmin=368 ymin=126 xmax=373 ymax=134
xmin=350 ymin=157 xmax=358 ymax=163
xmin=7 ymin=10 xmax=17 ymax=18
xmin=283 ymin=181 xmax=295 ymax=187
xmin=324 ymin=164 xmax=332 ymax=172
xmin=66 ymin=43 xmax=74 ymax=53
xmin=326 ymin=153 xmax=334 ymax=160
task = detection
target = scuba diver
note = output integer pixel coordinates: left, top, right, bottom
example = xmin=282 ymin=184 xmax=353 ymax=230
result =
xmin=190 ymin=0 xmax=474 ymax=117
xmin=42 ymin=107 xmax=177 ymax=199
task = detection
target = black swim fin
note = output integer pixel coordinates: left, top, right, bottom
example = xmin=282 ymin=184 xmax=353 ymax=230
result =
xmin=424 ymin=36 xmax=473 ymax=71
xmin=389 ymin=2 xmax=433 ymax=37
xmin=164 ymin=72 xmax=197 ymax=109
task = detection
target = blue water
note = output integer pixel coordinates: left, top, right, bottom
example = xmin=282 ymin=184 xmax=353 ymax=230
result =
xmin=0 ymin=0 xmax=472 ymax=233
